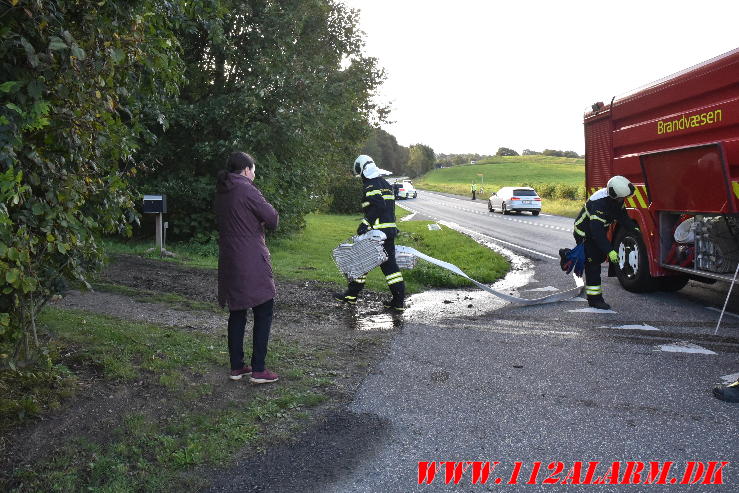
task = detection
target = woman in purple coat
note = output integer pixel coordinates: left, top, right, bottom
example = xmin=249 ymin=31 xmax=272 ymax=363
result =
xmin=215 ymin=152 xmax=279 ymax=384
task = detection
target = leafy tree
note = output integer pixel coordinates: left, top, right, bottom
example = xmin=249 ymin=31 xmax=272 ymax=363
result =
xmin=361 ymin=127 xmax=408 ymax=175
xmin=406 ymin=143 xmax=435 ymax=178
xmin=522 ymin=149 xmax=541 ymax=155
xmin=496 ymin=147 xmax=519 ymax=157
xmin=0 ymin=1 xmax=183 ymax=363
xmin=138 ymin=0 xmax=387 ymax=236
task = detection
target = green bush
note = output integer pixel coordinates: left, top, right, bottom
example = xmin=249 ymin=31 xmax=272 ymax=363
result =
xmin=535 ymin=183 xmax=557 ymax=199
xmin=554 ymin=184 xmax=579 ymax=200
xmin=327 ymin=174 xmax=363 ymax=214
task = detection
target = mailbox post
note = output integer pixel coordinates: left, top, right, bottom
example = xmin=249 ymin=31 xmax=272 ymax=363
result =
xmin=143 ymin=194 xmax=169 ymax=255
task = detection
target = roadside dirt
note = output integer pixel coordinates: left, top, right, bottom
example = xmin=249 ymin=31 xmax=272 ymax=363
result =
xmin=1 ymin=254 xmax=400 ymax=490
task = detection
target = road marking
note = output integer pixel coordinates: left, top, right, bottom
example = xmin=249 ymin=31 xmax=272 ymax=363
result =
xmin=437 ymin=221 xmax=558 ymax=260
xmin=656 ymin=341 xmax=716 ymax=355
xmin=569 ymin=307 xmax=617 ymax=313
xmin=720 ymin=372 xmax=739 ymax=384
xmin=421 ymin=192 xmax=574 ymax=232
xmin=526 ymin=286 xmax=560 ymax=292
xmin=705 ymin=307 xmax=739 ymax=319
xmin=600 ymin=324 xmax=660 ymax=331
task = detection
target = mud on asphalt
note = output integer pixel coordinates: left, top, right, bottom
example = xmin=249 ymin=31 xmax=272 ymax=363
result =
xmin=2 ymin=254 xmax=401 ymax=491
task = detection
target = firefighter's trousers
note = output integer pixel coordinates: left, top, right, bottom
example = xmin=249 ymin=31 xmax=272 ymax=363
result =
xmin=344 ymin=236 xmax=405 ymax=302
xmin=574 ymin=234 xmax=607 ymax=297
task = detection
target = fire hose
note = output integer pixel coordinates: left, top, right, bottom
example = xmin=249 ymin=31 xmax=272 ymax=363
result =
xmin=333 ymin=232 xmax=584 ymax=306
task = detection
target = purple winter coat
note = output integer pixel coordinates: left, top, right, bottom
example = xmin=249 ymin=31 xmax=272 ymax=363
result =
xmin=215 ymin=173 xmax=279 ymax=310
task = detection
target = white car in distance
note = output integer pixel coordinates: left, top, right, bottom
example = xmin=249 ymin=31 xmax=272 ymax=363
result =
xmin=488 ymin=186 xmax=542 ymax=215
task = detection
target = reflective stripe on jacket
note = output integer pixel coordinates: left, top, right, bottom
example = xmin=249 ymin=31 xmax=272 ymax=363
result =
xmin=361 ymin=176 xmax=397 ymax=237
xmin=574 ymin=188 xmax=637 ymax=253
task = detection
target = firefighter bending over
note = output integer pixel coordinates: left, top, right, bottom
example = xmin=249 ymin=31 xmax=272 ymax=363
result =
xmin=334 ymin=155 xmax=406 ymax=311
xmin=568 ymin=176 xmax=638 ymax=310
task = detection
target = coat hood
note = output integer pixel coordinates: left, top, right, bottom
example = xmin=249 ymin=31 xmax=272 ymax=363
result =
xmin=217 ymin=172 xmax=248 ymax=193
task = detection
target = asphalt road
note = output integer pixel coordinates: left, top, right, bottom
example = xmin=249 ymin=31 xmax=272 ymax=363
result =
xmin=324 ymin=190 xmax=739 ymax=492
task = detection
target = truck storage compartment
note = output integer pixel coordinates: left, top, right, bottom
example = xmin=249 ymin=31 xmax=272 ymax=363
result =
xmin=659 ymin=211 xmax=739 ymax=281
xmin=640 ymin=143 xmax=735 ymax=214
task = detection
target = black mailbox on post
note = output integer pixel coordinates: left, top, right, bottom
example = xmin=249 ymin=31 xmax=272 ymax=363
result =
xmin=143 ymin=194 xmax=167 ymax=214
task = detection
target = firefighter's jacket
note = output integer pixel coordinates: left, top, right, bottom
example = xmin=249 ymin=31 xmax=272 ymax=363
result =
xmin=574 ymin=188 xmax=638 ymax=253
xmin=359 ymin=176 xmax=397 ymax=238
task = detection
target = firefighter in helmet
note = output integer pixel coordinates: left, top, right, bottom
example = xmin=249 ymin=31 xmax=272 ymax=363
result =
xmin=568 ymin=175 xmax=639 ymax=310
xmin=334 ymin=155 xmax=406 ymax=311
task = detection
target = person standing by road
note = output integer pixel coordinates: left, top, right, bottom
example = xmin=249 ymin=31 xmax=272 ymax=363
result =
xmin=215 ymin=151 xmax=279 ymax=384
xmin=471 ymin=182 xmax=477 ymax=200
xmin=563 ymin=175 xmax=639 ymax=310
xmin=334 ymin=155 xmax=406 ymax=311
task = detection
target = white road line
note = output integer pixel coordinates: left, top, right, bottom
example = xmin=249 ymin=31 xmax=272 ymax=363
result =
xmin=568 ymin=308 xmax=617 ymax=313
xmin=719 ymin=372 xmax=739 ymax=384
xmin=656 ymin=342 xmax=716 ymax=355
xmin=437 ymin=221 xmax=558 ymax=260
xmin=600 ymin=324 xmax=660 ymax=331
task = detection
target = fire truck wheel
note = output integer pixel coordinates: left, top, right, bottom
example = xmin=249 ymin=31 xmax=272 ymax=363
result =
xmin=614 ymin=228 xmax=657 ymax=292
xmin=658 ymin=275 xmax=689 ymax=292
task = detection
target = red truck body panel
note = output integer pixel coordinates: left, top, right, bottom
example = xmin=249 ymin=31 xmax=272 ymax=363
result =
xmin=584 ymin=48 xmax=739 ymax=279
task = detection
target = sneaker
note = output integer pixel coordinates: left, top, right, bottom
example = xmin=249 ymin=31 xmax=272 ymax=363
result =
xmin=250 ymin=369 xmax=279 ymax=384
xmin=333 ymin=292 xmax=357 ymax=305
xmin=229 ymin=366 xmax=252 ymax=380
xmin=713 ymin=380 xmax=739 ymax=403
xmin=587 ymin=296 xmax=611 ymax=310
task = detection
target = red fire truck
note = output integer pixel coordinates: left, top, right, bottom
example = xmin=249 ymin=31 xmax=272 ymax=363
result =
xmin=584 ymin=48 xmax=739 ymax=292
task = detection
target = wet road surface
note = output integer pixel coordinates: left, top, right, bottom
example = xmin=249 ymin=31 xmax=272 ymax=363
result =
xmin=325 ymin=191 xmax=738 ymax=492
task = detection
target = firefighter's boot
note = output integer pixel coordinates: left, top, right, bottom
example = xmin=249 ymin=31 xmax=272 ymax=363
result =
xmin=587 ymin=295 xmax=611 ymax=310
xmin=383 ymin=275 xmax=406 ymax=312
xmin=713 ymin=379 xmax=739 ymax=403
xmin=333 ymin=277 xmax=365 ymax=305
xmin=585 ymin=284 xmax=610 ymax=310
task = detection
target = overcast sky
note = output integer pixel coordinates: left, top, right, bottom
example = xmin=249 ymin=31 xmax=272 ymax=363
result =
xmin=341 ymin=0 xmax=738 ymax=155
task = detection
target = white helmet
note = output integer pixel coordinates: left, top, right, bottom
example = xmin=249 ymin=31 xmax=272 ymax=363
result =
xmin=607 ymin=175 xmax=635 ymax=199
xmin=353 ymin=154 xmax=380 ymax=178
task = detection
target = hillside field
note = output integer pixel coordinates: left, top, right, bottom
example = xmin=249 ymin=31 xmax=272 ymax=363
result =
xmin=414 ymin=156 xmax=585 ymax=216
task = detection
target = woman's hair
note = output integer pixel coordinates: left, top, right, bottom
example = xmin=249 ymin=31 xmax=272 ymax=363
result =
xmin=217 ymin=151 xmax=255 ymax=187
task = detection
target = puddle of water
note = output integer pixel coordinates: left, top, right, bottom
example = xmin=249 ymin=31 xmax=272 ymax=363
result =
xmin=353 ymin=312 xmax=403 ymax=331
xmin=404 ymin=221 xmax=537 ymax=323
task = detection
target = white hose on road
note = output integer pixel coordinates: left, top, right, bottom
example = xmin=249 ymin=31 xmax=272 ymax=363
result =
xmin=396 ymin=246 xmax=584 ymax=305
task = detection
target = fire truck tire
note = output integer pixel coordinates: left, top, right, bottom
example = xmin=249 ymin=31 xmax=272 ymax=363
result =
xmin=614 ymin=228 xmax=657 ymax=292
xmin=658 ymin=275 xmax=689 ymax=292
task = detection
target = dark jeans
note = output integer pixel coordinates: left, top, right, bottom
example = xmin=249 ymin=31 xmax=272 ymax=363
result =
xmin=227 ymin=299 xmax=273 ymax=371
xmin=574 ymin=234 xmax=607 ymax=287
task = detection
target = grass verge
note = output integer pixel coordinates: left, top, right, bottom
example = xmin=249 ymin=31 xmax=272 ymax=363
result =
xmin=2 ymin=307 xmax=329 ymax=492
xmin=105 ymin=209 xmax=509 ymax=293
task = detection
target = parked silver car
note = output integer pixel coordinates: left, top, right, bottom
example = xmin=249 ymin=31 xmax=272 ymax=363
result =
xmin=488 ymin=186 xmax=542 ymax=215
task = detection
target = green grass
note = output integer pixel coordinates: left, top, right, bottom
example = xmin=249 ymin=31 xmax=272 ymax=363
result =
xmin=4 ymin=307 xmax=330 ymax=492
xmin=105 ymin=208 xmax=509 ymax=293
xmin=415 ymin=156 xmax=585 ymax=217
